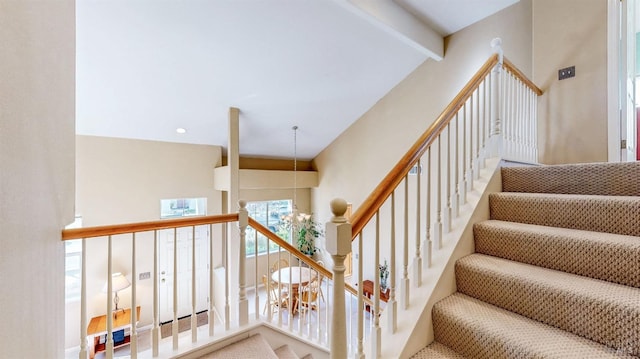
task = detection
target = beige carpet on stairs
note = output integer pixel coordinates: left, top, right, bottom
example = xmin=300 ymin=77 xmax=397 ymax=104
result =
xmin=413 ymin=161 xmax=640 ymax=358
xmin=196 ymin=333 xmax=313 ymax=359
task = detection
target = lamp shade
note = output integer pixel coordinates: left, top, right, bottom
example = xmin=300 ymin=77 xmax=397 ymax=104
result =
xmin=102 ymin=272 xmax=131 ymax=293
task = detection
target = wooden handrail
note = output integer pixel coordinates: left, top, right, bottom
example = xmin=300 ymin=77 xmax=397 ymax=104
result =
xmin=61 ymin=213 xmax=239 ymax=240
xmin=349 ymin=54 xmax=543 ymax=239
xmin=248 ymin=217 xmax=372 ymax=305
xmin=503 ymin=58 xmax=543 ymax=96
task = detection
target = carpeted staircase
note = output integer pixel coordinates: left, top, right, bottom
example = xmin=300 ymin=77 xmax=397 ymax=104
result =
xmin=197 ymin=333 xmax=314 ymax=359
xmin=413 ymin=161 xmax=640 ymax=358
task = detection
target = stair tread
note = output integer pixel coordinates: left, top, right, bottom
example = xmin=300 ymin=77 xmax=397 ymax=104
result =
xmin=501 ymin=161 xmax=640 ymax=196
xmin=489 ymin=192 xmax=640 ymax=236
xmin=199 ymin=334 xmax=279 ymax=359
xmin=474 ymin=220 xmax=640 ymax=287
xmin=411 ymin=342 xmax=467 ymax=358
xmin=456 ymin=254 xmax=640 ymax=354
xmin=274 ymin=344 xmax=299 ymax=359
xmin=433 ymin=293 xmax=637 ymax=358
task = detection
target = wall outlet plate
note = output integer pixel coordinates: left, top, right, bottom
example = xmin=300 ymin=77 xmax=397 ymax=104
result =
xmin=558 ymin=66 xmax=575 ymax=80
xmin=139 ymin=272 xmax=151 ymax=280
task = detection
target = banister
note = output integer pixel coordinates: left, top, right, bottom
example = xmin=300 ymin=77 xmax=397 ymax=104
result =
xmin=503 ymin=58 xmax=543 ymax=96
xmin=350 ymin=54 xmax=499 ymax=238
xmin=350 ymin=54 xmax=543 ymax=239
xmin=61 ymin=213 xmax=239 ymax=240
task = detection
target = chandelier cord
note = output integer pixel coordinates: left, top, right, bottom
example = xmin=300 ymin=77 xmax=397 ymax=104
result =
xmin=292 ymin=125 xmax=298 ymax=212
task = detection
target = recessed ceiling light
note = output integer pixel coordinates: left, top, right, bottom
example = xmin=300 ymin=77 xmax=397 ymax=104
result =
xmin=176 ymin=128 xmax=187 ymax=134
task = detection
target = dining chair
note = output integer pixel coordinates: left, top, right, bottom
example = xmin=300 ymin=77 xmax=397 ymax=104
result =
xmin=262 ymin=274 xmax=288 ymax=316
xmin=298 ymin=277 xmax=322 ymax=323
xmin=270 ymin=258 xmax=289 ymax=274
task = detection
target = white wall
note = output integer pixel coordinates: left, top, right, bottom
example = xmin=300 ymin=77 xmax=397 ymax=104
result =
xmin=533 ymin=0 xmax=609 ymax=164
xmin=67 ymin=135 xmax=222 ymax=348
xmin=313 ymin=0 xmax=533 ymax=278
xmin=0 ymin=1 xmax=76 ymax=357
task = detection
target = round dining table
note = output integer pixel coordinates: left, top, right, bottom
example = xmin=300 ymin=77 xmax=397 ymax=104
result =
xmin=272 ymin=266 xmax=317 ymax=314
xmin=272 ymin=266 xmax=315 ymax=287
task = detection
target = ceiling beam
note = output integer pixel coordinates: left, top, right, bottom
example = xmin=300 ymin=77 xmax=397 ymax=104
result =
xmin=334 ymin=0 xmax=444 ymax=61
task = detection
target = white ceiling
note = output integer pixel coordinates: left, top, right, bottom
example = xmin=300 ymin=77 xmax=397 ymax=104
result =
xmin=76 ymin=0 xmax=518 ymax=160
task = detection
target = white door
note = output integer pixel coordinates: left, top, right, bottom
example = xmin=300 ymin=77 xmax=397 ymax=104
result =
xmin=159 ymin=226 xmax=210 ymax=323
xmin=621 ymin=0 xmax=638 ymax=161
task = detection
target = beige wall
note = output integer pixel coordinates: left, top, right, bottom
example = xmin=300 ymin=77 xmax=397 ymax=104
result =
xmin=313 ymin=1 xmax=533 ymax=224
xmin=67 ymin=135 xmax=222 ymax=347
xmin=0 ymin=1 xmax=76 ymax=357
xmin=533 ymin=0 xmax=608 ymax=164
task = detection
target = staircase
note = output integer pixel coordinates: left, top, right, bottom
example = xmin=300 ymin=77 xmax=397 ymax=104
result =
xmin=197 ymin=333 xmax=314 ymax=359
xmin=413 ymin=161 xmax=640 ymax=358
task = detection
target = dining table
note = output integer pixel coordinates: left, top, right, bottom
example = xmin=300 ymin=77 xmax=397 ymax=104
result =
xmin=271 ymin=266 xmax=317 ymax=314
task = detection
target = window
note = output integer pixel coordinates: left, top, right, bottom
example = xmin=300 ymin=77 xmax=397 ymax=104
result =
xmin=246 ymin=200 xmax=292 ymax=256
xmin=65 ymin=216 xmax=83 ymax=302
xmin=160 ymin=197 xmax=207 ymax=218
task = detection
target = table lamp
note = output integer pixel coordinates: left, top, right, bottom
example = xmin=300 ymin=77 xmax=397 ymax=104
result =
xmin=102 ymin=272 xmax=131 ymax=312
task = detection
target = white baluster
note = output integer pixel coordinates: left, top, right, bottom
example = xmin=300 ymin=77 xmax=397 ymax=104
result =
xmin=460 ymin=103 xmax=468 ymax=206
xmin=152 ymin=231 xmax=159 ymax=356
xmin=326 ymin=198 xmax=351 ymax=359
xmin=491 ymin=37 xmax=504 ymax=158
xmin=388 ymin=191 xmax=397 ymax=333
xmin=414 ymin=161 xmax=422 ymax=286
xmin=372 ymin=211 xmax=381 ymax=358
xmin=436 ymin=139 xmax=443 ymax=250
xmin=425 ymin=149 xmax=432 ymax=269
xmin=254 ymin=229 xmax=259 ymax=320
xmin=106 ymin=235 xmax=114 ymax=359
xmin=131 ymin=233 xmax=138 ymax=358
xmin=209 ymin=224 xmax=215 ymax=337
xmin=471 ymin=88 xmax=484 ymax=183
xmin=466 ymin=94 xmax=474 ymax=193
xmin=467 ymin=91 xmax=480 ymax=186
xmin=238 ymin=200 xmax=249 ymax=326
xmin=452 ymin=112 xmax=460 ymax=218
xmin=401 ymin=177 xmax=410 ymax=309
xmin=172 ymin=229 xmax=178 ymax=349
xmin=532 ymin=90 xmax=539 ymax=161
xmin=224 ymin=224 xmax=230 ymax=330
xmin=191 ymin=226 xmax=197 ymax=342
xmin=444 ymin=124 xmax=452 ymax=233
xmin=79 ymin=239 xmax=87 ymax=359
xmin=356 ymin=232 xmax=364 ymax=359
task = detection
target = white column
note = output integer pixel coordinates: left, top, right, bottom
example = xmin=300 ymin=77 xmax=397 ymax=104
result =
xmin=326 ymin=198 xmax=352 ymax=359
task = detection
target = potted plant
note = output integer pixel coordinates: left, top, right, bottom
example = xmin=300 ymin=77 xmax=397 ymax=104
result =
xmin=379 ymin=259 xmax=389 ymax=292
xmin=279 ymin=212 xmax=323 ymax=256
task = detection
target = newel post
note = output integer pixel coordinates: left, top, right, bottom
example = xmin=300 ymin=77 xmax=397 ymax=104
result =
xmin=490 ymin=37 xmax=504 ymax=157
xmin=326 ymin=198 xmax=352 ymax=359
xmin=238 ymin=200 xmax=249 ymax=326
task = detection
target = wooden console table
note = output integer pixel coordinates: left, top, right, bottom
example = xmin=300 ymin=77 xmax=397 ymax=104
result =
xmin=362 ymin=279 xmax=389 ymax=313
xmin=87 ymin=306 xmax=140 ymax=359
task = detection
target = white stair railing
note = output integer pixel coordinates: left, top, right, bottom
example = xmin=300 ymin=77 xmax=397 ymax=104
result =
xmin=63 ymin=40 xmax=541 ymax=359
xmin=341 ymin=39 xmax=542 ymax=358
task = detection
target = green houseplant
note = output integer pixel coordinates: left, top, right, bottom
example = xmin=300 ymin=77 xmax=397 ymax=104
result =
xmin=279 ymin=212 xmax=323 ymax=256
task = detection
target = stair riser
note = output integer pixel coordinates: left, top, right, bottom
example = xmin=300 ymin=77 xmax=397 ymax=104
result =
xmin=489 ymin=193 xmax=640 ymax=236
xmin=501 ymin=162 xmax=640 ymax=196
xmin=455 ymin=261 xmax=640 ymax=355
xmin=432 ymin=294 xmax=637 ymax=359
xmin=474 ymin=222 xmax=640 ymax=288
